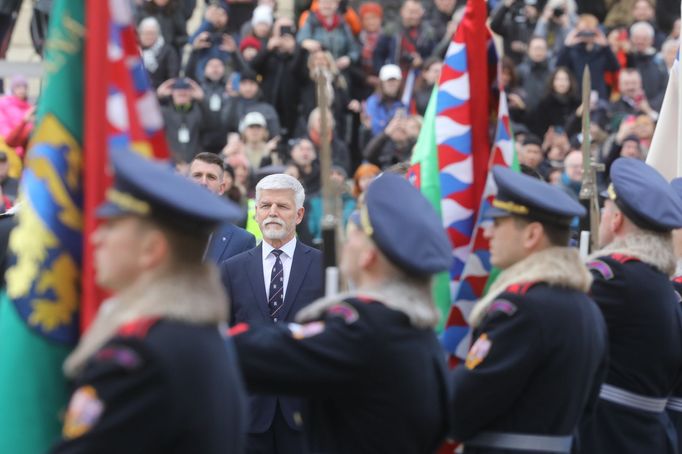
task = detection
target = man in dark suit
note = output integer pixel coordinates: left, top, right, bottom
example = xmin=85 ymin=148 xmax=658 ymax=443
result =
xmin=228 ymin=173 xmax=453 ymax=453
xmin=188 ymin=152 xmax=255 ymax=263
xmin=221 ymin=173 xmax=323 ymax=454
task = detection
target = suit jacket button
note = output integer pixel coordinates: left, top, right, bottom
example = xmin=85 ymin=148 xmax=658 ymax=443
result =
xmin=274 ymin=318 xmax=278 ymax=322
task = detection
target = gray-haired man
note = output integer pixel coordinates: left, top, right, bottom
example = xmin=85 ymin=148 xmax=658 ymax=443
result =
xmin=220 ymin=173 xmax=323 ymax=454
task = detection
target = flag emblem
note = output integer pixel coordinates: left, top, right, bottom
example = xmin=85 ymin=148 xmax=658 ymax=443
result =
xmin=465 ymin=333 xmax=491 ymax=370
xmin=63 ymin=385 xmax=104 ymax=439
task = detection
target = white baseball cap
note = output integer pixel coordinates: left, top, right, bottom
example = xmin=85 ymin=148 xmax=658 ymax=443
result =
xmin=239 ymin=111 xmax=267 ymax=133
xmin=379 ymin=64 xmax=403 ymax=81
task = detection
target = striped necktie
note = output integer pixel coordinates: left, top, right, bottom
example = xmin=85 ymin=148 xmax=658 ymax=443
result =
xmin=268 ymin=249 xmax=284 ymax=322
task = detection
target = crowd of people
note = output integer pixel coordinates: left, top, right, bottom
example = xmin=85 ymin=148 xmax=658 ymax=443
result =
xmin=128 ymin=0 xmax=682 ymax=241
xmin=0 ymin=0 xmax=678 ymax=240
xmin=3 ymin=0 xmax=682 ymax=453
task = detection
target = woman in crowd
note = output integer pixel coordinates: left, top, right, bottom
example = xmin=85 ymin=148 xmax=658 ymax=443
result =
xmin=500 ymin=57 xmax=528 ymax=125
xmin=239 ymin=111 xmax=282 ymax=169
xmin=297 ymin=0 xmax=360 ymax=70
xmin=352 ymin=162 xmax=381 ymax=202
xmin=298 ymin=49 xmax=353 ymax=140
xmin=529 ymin=66 xmax=580 ymax=137
xmin=0 ymin=75 xmax=33 ymax=159
xmin=136 ymin=0 xmax=188 ymax=57
xmin=414 ymin=57 xmax=443 ymax=116
xmin=138 ymin=17 xmax=180 ymax=89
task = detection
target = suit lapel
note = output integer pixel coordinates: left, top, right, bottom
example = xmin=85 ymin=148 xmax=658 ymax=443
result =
xmin=246 ymin=245 xmax=270 ymax=319
xmin=280 ymin=242 xmax=314 ymax=320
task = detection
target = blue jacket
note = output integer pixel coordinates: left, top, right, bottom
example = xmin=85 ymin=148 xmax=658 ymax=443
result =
xmin=364 ymin=94 xmax=404 ymax=137
xmin=204 ymin=222 xmax=256 ymax=265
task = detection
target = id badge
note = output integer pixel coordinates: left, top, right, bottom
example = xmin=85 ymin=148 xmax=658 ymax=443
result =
xmin=209 ymin=94 xmax=222 ymax=111
xmin=178 ymin=125 xmax=190 ymax=144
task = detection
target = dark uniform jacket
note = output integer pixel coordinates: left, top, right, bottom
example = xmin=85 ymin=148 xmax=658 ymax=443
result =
xmin=580 ymin=241 xmax=682 ymax=454
xmin=51 ymin=319 xmax=247 ymax=454
xmin=450 ymin=247 xmax=608 ymax=454
xmin=231 ymin=292 xmax=451 ymax=454
xmin=668 ymin=275 xmax=682 ymax=451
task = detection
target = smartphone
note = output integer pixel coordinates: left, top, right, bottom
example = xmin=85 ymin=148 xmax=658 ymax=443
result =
xmin=280 ymin=25 xmax=294 ymax=36
xmin=576 ymin=30 xmax=597 ymax=39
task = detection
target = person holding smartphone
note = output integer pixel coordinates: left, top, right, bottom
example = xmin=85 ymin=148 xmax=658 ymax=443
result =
xmin=250 ymin=17 xmax=307 ymax=142
xmin=556 ymin=14 xmax=620 ymax=100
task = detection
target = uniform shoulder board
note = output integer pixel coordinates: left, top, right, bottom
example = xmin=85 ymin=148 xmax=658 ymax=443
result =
xmin=327 ymin=302 xmax=359 ymax=324
xmin=94 ymin=345 xmax=143 ymax=370
xmin=485 ymin=299 xmax=518 ymax=317
xmin=609 ymin=253 xmax=640 ymax=264
xmin=117 ymin=317 xmax=160 ymax=339
xmin=587 ymin=259 xmax=614 ymax=280
xmin=504 ymin=282 xmax=536 ymax=295
xmin=228 ymin=322 xmax=250 ymax=337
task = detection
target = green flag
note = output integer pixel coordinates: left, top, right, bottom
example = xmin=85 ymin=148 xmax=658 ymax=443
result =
xmin=409 ymin=87 xmax=451 ymax=332
xmin=0 ymin=1 xmax=84 ymax=451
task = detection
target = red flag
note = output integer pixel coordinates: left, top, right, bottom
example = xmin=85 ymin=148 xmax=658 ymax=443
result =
xmin=82 ymin=0 xmax=169 ymax=331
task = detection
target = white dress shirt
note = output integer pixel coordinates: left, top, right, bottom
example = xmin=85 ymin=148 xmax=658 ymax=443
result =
xmin=262 ymin=237 xmax=297 ymax=300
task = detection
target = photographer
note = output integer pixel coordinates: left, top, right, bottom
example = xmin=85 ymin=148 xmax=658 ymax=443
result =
xmin=490 ymin=0 xmax=541 ymax=64
xmin=373 ymin=0 xmax=438 ymax=75
xmin=556 ymin=14 xmax=620 ymax=100
xmin=187 ymin=1 xmax=236 ymax=82
xmin=157 ymin=78 xmax=206 ymax=166
xmin=363 ymin=111 xmax=420 ymax=169
xmin=250 ymin=17 xmax=308 ymax=142
xmin=534 ymin=0 xmax=576 ymax=57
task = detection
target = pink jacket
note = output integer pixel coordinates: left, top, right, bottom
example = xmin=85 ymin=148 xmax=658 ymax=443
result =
xmin=0 ymin=95 xmax=32 ymax=138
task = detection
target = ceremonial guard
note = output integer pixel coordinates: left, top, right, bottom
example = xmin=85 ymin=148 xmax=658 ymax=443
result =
xmin=666 ymin=177 xmax=682 ymax=449
xmin=671 ymin=178 xmax=682 ymax=296
xmin=450 ymin=167 xmax=608 ymax=453
xmin=229 ymin=173 xmax=452 ymax=453
xmin=51 ymin=150 xmax=248 ymax=453
xmin=579 ymin=158 xmax=682 ymax=453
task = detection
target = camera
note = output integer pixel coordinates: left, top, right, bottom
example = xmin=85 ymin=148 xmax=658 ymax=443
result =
xmin=576 ymin=30 xmax=597 ymax=39
xmin=280 ymin=25 xmax=295 ymax=37
xmin=552 ymin=7 xmax=565 ymax=18
xmin=210 ymin=32 xmax=224 ymax=45
xmin=401 ymin=53 xmax=414 ymax=64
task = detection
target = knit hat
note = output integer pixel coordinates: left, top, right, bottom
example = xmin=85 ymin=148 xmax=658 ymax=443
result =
xmin=10 ymin=74 xmax=27 ymax=89
xmin=239 ymin=36 xmax=262 ymax=52
xmin=359 ymin=2 xmax=383 ymax=19
xmin=251 ymin=5 xmax=273 ymax=27
xmin=208 ymin=0 xmax=229 ymax=13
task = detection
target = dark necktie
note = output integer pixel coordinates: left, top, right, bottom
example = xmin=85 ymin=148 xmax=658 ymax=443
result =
xmin=268 ymin=249 xmax=284 ymax=322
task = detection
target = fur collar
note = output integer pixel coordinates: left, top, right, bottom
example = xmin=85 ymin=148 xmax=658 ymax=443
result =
xmin=589 ymin=231 xmax=676 ymax=277
xmin=64 ymin=265 xmax=227 ymax=378
xmin=469 ymin=247 xmax=592 ymax=328
xmin=296 ymin=278 xmax=439 ymax=329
